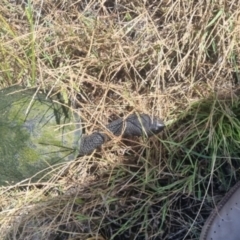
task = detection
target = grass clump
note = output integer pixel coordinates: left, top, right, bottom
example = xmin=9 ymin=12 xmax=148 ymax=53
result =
xmin=167 ymin=93 xmax=240 ymax=182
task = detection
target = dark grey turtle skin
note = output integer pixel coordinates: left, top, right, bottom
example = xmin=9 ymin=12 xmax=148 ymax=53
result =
xmin=79 ymin=114 xmax=165 ymax=156
xmin=0 ymin=85 xmax=164 ymax=185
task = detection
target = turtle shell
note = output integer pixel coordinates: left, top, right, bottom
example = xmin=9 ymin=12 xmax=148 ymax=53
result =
xmin=0 ymin=86 xmax=82 ymax=185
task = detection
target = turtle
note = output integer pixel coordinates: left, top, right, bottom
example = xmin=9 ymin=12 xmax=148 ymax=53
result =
xmin=0 ymin=85 xmax=165 ymax=185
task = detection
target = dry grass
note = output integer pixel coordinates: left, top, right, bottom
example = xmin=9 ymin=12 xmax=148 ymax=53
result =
xmin=1 ymin=0 xmax=240 ymax=239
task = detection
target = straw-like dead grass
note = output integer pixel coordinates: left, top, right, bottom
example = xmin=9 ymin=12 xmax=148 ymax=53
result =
xmin=1 ymin=0 xmax=240 ymax=239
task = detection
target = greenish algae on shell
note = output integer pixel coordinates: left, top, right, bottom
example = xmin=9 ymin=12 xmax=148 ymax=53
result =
xmin=0 ymin=86 xmax=82 ymax=185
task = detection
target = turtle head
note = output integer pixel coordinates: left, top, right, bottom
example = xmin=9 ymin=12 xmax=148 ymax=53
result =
xmin=79 ymin=113 xmax=165 ymax=156
xmin=120 ymin=114 xmax=165 ymax=138
xmin=147 ymin=116 xmax=165 ymax=136
xmin=136 ymin=114 xmax=165 ymax=137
